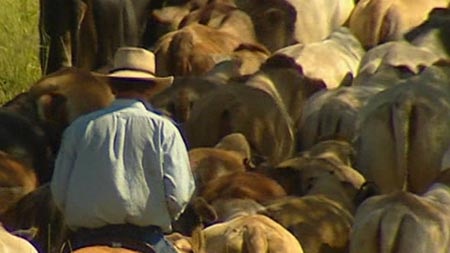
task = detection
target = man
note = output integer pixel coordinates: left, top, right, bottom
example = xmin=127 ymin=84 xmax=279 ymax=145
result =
xmin=51 ymin=47 xmax=195 ymax=252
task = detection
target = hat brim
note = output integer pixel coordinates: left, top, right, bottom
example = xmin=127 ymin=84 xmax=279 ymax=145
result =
xmin=93 ymin=70 xmax=174 ymax=91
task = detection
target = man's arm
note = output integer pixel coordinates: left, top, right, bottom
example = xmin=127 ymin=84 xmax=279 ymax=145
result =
xmin=162 ymin=122 xmax=196 ymax=220
xmin=50 ymin=126 xmax=77 ymax=211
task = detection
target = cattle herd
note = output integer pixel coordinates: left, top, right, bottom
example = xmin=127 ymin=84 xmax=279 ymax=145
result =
xmin=2 ymin=0 xmax=450 ymax=252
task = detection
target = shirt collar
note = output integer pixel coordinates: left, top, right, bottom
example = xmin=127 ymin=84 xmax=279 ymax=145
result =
xmin=111 ymin=98 xmax=147 ymax=110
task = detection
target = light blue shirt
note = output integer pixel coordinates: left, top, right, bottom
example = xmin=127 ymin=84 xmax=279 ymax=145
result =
xmin=51 ymin=99 xmax=195 ymax=233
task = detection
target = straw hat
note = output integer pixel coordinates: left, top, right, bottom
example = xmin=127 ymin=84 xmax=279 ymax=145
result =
xmin=96 ymin=47 xmax=173 ymax=93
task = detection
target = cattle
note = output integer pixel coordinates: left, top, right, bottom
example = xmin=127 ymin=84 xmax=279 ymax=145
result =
xmin=150 ymin=75 xmax=220 ymax=123
xmin=154 ymin=23 xmax=262 ymax=76
xmin=185 ymin=83 xmax=296 ymax=165
xmin=272 ymin=27 xmax=365 ymax=89
xmin=195 ymin=214 xmax=303 ymax=253
xmin=188 ymin=133 xmax=252 ymax=190
xmin=405 ymin=7 xmax=450 ymax=60
xmin=352 ymin=40 xmax=441 ymax=88
xmin=348 ymin=0 xmax=450 ymax=49
xmin=0 ymin=109 xmax=53 ymax=184
xmin=0 ymin=151 xmax=37 ymax=214
xmin=39 ymin=0 xmax=156 ymax=74
xmin=179 ymin=0 xmax=258 ymax=45
xmin=245 ymin=52 xmax=326 ymax=135
xmin=199 ymin=171 xmax=287 ymax=205
xmin=300 ymin=139 xmax=356 ymax=167
xmin=234 ymin=0 xmax=354 ymax=52
xmin=298 ymin=85 xmax=384 ymax=150
xmin=257 ymin=150 xmax=367 ymax=253
xmin=350 ymin=182 xmax=450 ymax=253
xmin=355 ymin=61 xmax=450 ymax=194
xmin=1 ymin=184 xmax=67 ymax=253
xmin=29 ymin=67 xmax=114 ymax=154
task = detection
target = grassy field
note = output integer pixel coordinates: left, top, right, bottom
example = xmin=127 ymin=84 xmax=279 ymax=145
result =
xmin=0 ymin=0 xmax=41 ymax=104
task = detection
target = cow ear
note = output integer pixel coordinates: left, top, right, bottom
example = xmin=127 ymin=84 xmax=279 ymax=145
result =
xmin=192 ymin=197 xmax=218 ymax=225
xmin=36 ymin=93 xmax=68 ymax=124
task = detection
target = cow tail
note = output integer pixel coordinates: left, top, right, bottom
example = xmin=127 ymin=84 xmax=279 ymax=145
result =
xmin=391 ymin=98 xmax=413 ymax=192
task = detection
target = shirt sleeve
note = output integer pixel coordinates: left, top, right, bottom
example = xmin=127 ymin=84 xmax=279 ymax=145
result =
xmin=50 ymin=125 xmax=78 ymax=212
xmin=161 ymin=121 xmax=196 ymax=220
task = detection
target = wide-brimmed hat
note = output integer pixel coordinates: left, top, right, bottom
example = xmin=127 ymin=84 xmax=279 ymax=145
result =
xmin=95 ymin=47 xmax=173 ymax=92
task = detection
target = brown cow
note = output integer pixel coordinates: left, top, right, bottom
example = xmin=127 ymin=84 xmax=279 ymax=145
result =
xmin=355 ymin=61 xmax=450 ymax=194
xmin=350 ymin=182 xmax=450 ymax=253
xmin=154 ymin=23 xmax=259 ymax=76
xmin=0 ymin=151 xmax=37 ymax=215
xmin=199 ymin=171 xmax=287 ymax=205
xmin=1 ymin=184 xmax=67 ymax=253
xmin=348 ymin=0 xmax=450 ymax=49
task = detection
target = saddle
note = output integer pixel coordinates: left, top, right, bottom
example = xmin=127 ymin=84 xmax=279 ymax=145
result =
xmin=60 ymin=224 xmax=160 ymax=253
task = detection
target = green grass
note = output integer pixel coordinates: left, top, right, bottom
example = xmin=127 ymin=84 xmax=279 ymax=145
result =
xmin=0 ymin=0 xmax=41 ymax=104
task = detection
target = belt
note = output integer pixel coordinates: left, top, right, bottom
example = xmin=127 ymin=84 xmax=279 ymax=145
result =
xmin=70 ymin=224 xmax=163 ymax=248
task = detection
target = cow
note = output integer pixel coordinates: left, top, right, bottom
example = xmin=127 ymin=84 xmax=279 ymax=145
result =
xmin=272 ymin=27 xmax=365 ymax=89
xmin=0 ymin=151 xmax=37 ymax=214
xmin=195 ymin=214 xmax=303 ymax=253
xmin=355 ymin=61 xmax=450 ymax=194
xmin=297 ymin=85 xmax=384 ymax=150
xmin=154 ymin=23 xmax=262 ymax=76
xmin=184 ymin=83 xmax=296 ymax=165
xmin=150 ymin=75 xmax=220 ymax=123
xmin=348 ymin=0 xmax=450 ymax=49
xmin=1 ymin=184 xmax=67 ymax=253
xmin=257 ymin=151 xmax=367 ymax=253
xmin=245 ymin=52 xmax=326 ymax=136
xmin=352 ymin=40 xmax=441 ymax=88
xmin=350 ymin=181 xmax=450 ymax=253
xmin=188 ymin=133 xmax=253 ymax=191
xmin=199 ymin=171 xmax=287 ymax=205
xmin=29 ymin=67 xmax=114 ymax=154
xmin=39 ymin=0 xmax=157 ymax=74
xmin=178 ymin=0 xmax=258 ymax=45
xmin=405 ymin=7 xmax=450 ymax=60
xmin=234 ymin=0 xmax=355 ymax=52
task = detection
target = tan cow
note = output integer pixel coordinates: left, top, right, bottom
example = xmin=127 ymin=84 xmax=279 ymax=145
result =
xmin=350 ymin=182 xmax=450 ymax=253
xmin=154 ymin=23 xmax=263 ymax=77
xmin=188 ymin=133 xmax=253 ymax=191
xmin=355 ymin=61 xmax=450 ymax=194
xmin=349 ymin=0 xmax=450 ymax=49
xmin=196 ymin=214 xmax=303 ymax=253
